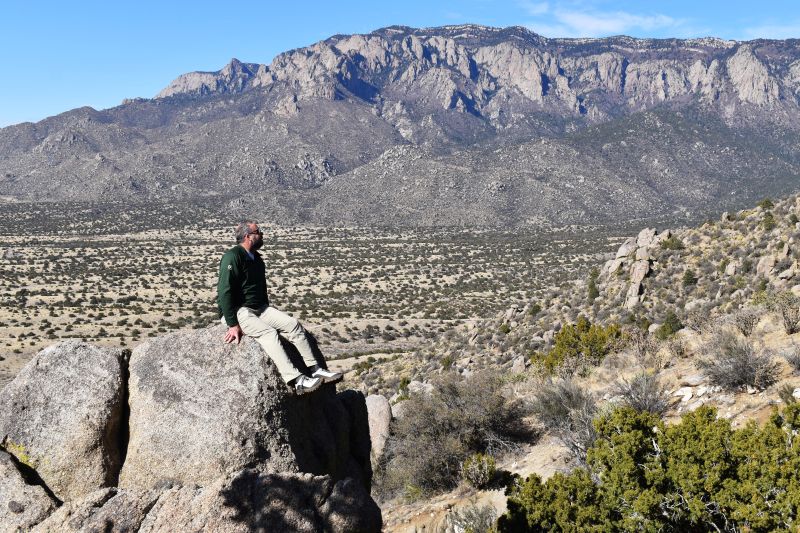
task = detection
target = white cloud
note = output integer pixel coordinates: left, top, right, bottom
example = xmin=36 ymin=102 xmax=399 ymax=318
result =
xmin=743 ymin=22 xmax=800 ymax=40
xmin=555 ymin=10 xmax=678 ymax=36
xmin=521 ymin=2 xmax=686 ymax=38
xmin=443 ymin=10 xmax=465 ymax=21
xmin=519 ymin=1 xmax=549 ymax=16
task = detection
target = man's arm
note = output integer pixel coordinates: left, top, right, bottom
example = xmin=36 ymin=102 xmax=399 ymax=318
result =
xmin=217 ymin=253 xmax=242 ymax=343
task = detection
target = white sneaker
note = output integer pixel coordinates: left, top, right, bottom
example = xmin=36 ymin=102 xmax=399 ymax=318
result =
xmin=311 ymin=367 xmax=343 ymax=383
xmin=294 ymin=375 xmax=322 ymax=395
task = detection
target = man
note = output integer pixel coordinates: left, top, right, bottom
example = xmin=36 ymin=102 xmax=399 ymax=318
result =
xmin=217 ymin=221 xmax=342 ymax=394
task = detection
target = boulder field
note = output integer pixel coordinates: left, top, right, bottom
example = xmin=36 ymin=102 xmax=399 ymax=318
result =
xmin=0 ymin=326 xmax=381 ymax=532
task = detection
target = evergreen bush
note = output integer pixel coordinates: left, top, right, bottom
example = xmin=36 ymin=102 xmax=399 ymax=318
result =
xmin=660 ymin=235 xmax=685 ymax=250
xmin=499 ymin=404 xmax=800 ymax=532
xmin=654 ymin=310 xmax=683 ymax=340
xmin=532 ymin=316 xmax=621 ymax=374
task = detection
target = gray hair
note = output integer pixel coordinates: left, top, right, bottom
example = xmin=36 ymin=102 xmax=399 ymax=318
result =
xmin=234 ymin=221 xmax=258 ymax=243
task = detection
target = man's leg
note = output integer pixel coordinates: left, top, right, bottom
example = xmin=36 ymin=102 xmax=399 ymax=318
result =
xmin=258 ymin=306 xmax=319 ymax=369
xmin=236 ymin=307 xmax=304 ymax=384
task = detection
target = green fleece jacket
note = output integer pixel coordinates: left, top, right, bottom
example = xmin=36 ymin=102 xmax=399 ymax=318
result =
xmin=217 ymin=245 xmax=269 ymax=327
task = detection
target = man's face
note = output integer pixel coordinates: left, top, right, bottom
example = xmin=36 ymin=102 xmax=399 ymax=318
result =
xmin=247 ymin=224 xmax=264 ymax=250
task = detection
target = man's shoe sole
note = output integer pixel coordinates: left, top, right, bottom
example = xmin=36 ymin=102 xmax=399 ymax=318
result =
xmin=312 ymin=370 xmax=344 ymax=384
xmin=295 ymin=379 xmax=322 ymax=395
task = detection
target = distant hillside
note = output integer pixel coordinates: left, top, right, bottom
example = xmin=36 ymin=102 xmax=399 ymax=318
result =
xmin=358 ymin=192 xmax=800 ymax=394
xmin=2 ymin=25 xmax=800 ymax=225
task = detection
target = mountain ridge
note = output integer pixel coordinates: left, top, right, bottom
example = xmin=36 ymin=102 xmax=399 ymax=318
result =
xmin=2 ymin=24 xmax=800 ymax=226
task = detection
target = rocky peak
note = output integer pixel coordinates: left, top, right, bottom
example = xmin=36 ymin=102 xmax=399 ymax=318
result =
xmin=726 ymin=44 xmax=781 ymax=105
xmin=155 ymin=57 xmax=264 ymax=98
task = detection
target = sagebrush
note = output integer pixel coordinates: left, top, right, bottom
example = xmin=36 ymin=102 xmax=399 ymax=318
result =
xmin=699 ymin=331 xmax=779 ymax=390
xmin=530 ymin=378 xmax=597 ymax=465
xmin=376 ymin=371 xmax=531 ymax=499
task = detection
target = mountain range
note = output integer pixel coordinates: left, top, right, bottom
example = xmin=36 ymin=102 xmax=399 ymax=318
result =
xmin=2 ymin=24 xmax=800 ymax=226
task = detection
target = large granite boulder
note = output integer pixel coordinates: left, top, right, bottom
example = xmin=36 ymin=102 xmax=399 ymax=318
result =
xmin=624 ymin=282 xmax=642 ymax=309
xmin=32 ymin=487 xmax=162 ymax=533
xmin=365 ymin=395 xmax=391 ymax=464
xmin=119 ymin=326 xmax=371 ymax=492
xmin=0 ymin=450 xmax=58 ymax=532
xmin=1 ymin=327 xmax=379 ymax=530
xmin=630 ymin=260 xmax=650 ymax=284
xmin=138 ymin=469 xmax=381 ymax=532
xmin=636 ymin=227 xmax=657 ymax=248
xmin=33 ymin=469 xmax=381 ymax=533
xmin=0 ymin=341 xmax=127 ymax=501
xmin=756 ymin=254 xmax=776 ymax=277
xmin=615 ymin=237 xmax=637 ymax=259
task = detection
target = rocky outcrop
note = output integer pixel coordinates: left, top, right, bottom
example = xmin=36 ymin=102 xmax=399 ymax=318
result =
xmin=120 ymin=326 xmax=369 ymax=491
xmin=32 ymin=487 xmax=161 ymax=533
xmin=625 ymin=281 xmax=642 ymax=310
xmin=756 ymin=254 xmax=776 ymax=277
xmin=0 ymin=341 xmax=127 ymax=501
xmin=365 ymin=395 xmax=391 ymax=464
xmin=153 ymin=26 xmax=790 ymax=123
xmin=0 ymin=328 xmax=381 ymax=531
xmin=138 ymin=470 xmax=380 ymax=533
xmin=32 ymin=470 xmax=380 ymax=533
xmin=603 ymin=228 xmax=666 ymax=310
xmin=0 ymin=450 xmax=58 ymax=532
xmin=156 ymin=58 xmax=262 ymax=99
xmin=614 ymin=237 xmax=637 ymax=259
xmin=630 ymin=260 xmax=651 ymax=285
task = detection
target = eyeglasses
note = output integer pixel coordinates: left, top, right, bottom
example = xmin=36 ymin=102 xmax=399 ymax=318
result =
xmin=248 ymin=229 xmax=263 ymax=236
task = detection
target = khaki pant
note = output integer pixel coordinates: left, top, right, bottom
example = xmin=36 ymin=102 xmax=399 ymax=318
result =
xmin=236 ymin=306 xmax=317 ymax=384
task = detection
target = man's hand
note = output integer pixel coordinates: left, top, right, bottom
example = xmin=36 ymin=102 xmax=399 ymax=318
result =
xmin=224 ymin=325 xmax=243 ymax=344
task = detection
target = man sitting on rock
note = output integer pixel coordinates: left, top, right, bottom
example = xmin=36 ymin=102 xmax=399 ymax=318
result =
xmin=217 ymin=221 xmax=342 ymax=394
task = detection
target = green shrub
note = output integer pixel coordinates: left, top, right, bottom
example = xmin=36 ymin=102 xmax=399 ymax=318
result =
xmin=790 ymin=213 xmax=799 ymax=225
xmin=733 ymin=307 xmax=762 ymax=336
xmin=763 ymin=211 xmax=777 ymax=230
xmin=461 ymin=453 xmax=496 ymax=489
xmin=773 ymin=291 xmax=800 ymax=334
xmin=499 ymin=404 xmax=800 ymax=532
xmin=681 ymin=269 xmax=698 ymax=287
xmin=587 ymin=268 xmax=600 ymax=302
xmin=498 ymin=323 xmax=511 ymax=334
xmin=660 ymin=236 xmax=685 ymax=250
xmin=534 ymin=316 xmax=622 ymax=374
xmin=654 ymin=310 xmax=683 ymax=340
xmin=758 ymin=198 xmax=775 ymax=209
xmin=784 ymin=345 xmax=800 ymax=373
xmin=441 ymin=354 xmax=454 ymax=369
xmin=778 ymin=383 xmax=797 ymax=404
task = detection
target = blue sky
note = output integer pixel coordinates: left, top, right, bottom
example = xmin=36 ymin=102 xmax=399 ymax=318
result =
xmin=1 ymin=0 xmax=798 ymax=127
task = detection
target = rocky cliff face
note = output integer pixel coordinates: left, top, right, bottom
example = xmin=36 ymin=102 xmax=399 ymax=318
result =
xmin=0 ymin=328 xmax=381 ymax=532
xmin=2 ymin=25 xmax=800 ymax=226
xmin=155 ymin=25 xmax=800 ymax=126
